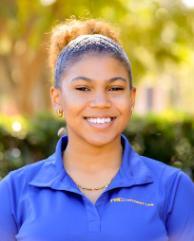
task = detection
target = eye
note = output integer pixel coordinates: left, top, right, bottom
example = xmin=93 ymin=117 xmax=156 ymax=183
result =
xmin=109 ymin=86 xmax=125 ymax=91
xmin=75 ymin=87 xmax=90 ymax=91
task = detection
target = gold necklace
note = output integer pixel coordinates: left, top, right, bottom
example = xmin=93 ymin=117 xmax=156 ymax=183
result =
xmin=76 ymin=182 xmax=111 ymax=191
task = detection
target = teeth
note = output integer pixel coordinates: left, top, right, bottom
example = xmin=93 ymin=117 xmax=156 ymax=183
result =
xmin=87 ymin=117 xmax=112 ymax=124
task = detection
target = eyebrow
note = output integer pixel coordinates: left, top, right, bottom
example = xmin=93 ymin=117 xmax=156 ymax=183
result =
xmin=70 ymin=76 xmax=128 ymax=83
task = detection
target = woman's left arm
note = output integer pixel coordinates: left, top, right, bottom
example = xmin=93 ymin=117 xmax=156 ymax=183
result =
xmin=0 ymin=175 xmax=18 ymax=241
xmin=166 ymin=171 xmax=194 ymax=241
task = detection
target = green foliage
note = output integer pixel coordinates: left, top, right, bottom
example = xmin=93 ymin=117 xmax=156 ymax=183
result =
xmin=0 ymin=113 xmax=64 ymax=178
xmin=125 ymin=115 xmax=194 ymax=173
xmin=1 ymin=0 xmax=194 ymax=83
xmin=0 ymin=113 xmax=194 ymax=178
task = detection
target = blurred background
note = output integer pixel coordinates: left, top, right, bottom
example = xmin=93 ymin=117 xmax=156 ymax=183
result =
xmin=0 ymin=0 xmax=194 ymax=178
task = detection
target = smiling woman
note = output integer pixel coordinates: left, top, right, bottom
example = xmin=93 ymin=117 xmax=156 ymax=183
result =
xmin=0 ymin=19 xmax=194 ymax=241
xmin=50 ymin=53 xmax=135 ymax=147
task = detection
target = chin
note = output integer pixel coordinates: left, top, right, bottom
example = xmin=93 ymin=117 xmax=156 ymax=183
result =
xmin=83 ymin=133 xmax=120 ymax=147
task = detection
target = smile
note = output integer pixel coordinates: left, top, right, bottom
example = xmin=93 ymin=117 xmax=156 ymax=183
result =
xmin=84 ymin=117 xmax=116 ymax=127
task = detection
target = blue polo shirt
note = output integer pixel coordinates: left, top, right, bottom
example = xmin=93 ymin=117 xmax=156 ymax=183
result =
xmin=0 ymin=134 xmax=194 ymax=241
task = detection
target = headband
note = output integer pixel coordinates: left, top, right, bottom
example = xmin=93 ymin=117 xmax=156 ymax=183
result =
xmin=54 ymin=34 xmax=132 ymax=88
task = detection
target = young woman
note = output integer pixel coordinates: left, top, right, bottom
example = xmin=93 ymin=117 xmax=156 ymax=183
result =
xmin=0 ymin=19 xmax=194 ymax=241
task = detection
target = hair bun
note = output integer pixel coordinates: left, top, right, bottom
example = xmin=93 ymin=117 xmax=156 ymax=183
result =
xmin=49 ymin=19 xmax=120 ymax=70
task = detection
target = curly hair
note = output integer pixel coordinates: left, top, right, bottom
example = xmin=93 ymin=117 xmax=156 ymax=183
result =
xmin=49 ymin=19 xmax=120 ymax=69
xmin=48 ymin=19 xmax=132 ymax=88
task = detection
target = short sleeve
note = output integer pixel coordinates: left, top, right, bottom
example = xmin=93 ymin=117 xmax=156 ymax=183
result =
xmin=0 ymin=175 xmax=18 ymax=241
xmin=166 ymin=171 xmax=194 ymax=241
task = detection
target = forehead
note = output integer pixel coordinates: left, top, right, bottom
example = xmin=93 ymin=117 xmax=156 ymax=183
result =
xmin=62 ymin=54 xmax=129 ymax=82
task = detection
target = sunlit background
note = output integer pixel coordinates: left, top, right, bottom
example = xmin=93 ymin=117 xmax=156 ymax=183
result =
xmin=0 ymin=0 xmax=194 ymax=177
xmin=0 ymin=0 xmax=194 ymax=116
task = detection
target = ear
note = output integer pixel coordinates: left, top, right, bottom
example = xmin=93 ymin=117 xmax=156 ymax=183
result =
xmin=50 ymin=86 xmax=62 ymax=112
xmin=130 ymin=87 xmax=136 ymax=110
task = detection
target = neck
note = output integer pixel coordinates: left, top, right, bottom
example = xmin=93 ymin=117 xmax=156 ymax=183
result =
xmin=63 ymin=134 xmax=123 ymax=174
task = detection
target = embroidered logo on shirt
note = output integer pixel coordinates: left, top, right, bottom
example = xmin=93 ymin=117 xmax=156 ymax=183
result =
xmin=110 ymin=197 xmax=154 ymax=207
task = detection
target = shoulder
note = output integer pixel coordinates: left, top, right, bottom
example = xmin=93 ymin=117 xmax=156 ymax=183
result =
xmin=142 ymin=155 xmax=193 ymax=190
xmin=0 ymin=153 xmax=55 ymax=191
xmin=140 ymin=155 xmax=194 ymax=205
xmin=123 ymin=134 xmax=190 ymax=186
xmin=138 ymin=154 xmax=193 ymax=196
xmin=141 ymin=155 xmax=181 ymax=180
xmin=139 ymin=155 xmax=194 ymax=218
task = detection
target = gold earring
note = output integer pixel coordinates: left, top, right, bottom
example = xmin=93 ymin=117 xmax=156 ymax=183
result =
xmin=57 ymin=109 xmax=64 ymax=118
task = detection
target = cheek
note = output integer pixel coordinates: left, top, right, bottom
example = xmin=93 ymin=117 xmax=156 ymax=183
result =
xmin=61 ymin=93 xmax=88 ymax=116
xmin=113 ymin=96 xmax=131 ymax=111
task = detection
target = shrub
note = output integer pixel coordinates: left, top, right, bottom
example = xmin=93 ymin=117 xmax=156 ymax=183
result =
xmin=0 ymin=113 xmax=193 ymax=178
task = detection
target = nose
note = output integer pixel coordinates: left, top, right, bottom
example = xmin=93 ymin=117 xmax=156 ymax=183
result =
xmin=89 ymin=91 xmax=111 ymax=108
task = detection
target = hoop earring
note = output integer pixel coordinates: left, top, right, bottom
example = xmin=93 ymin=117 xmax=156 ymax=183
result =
xmin=57 ymin=109 xmax=64 ymax=118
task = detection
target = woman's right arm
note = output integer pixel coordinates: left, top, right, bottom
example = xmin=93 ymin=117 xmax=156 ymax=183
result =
xmin=0 ymin=176 xmax=18 ymax=241
xmin=166 ymin=171 xmax=194 ymax=241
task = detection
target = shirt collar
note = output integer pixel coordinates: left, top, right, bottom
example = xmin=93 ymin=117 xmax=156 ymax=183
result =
xmin=29 ymin=134 xmax=153 ymax=193
xmin=107 ymin=134 xmax=153 ymax=191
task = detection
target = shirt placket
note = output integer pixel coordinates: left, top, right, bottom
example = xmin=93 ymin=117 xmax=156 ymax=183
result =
xmin=82 ymin=196 xmax=101 ymax=232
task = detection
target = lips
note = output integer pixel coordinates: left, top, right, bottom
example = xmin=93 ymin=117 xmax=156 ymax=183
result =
xmin=83 ymin=116 xmax=116 ymax=128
